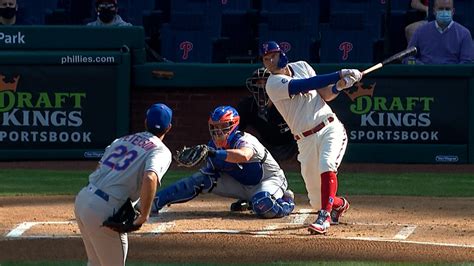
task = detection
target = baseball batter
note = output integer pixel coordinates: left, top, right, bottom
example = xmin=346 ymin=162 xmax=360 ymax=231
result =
xmin=260 ymin=41 xmax=362 ymax=234
xmin=153 ymin=105 xmax=295 ymax=219
xmin=74 ymin=103 xmax=173 ymax=265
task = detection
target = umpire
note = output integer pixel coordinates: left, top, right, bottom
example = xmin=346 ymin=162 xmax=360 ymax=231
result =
xmin=74 ymin=103 xmax=173 ymax=265
xmin=237 ymin=67 xmax=298 ymax=162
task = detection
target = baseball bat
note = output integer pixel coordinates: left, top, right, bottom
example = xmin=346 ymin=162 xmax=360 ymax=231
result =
xmin=362 ymin=47 xmax=417 ymax=75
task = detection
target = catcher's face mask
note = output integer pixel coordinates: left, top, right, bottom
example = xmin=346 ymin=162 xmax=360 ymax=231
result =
xmin=208 ymin=106 xmax=240 ymax=148
xmin=246 ymin=67 xmax=270 ymax=116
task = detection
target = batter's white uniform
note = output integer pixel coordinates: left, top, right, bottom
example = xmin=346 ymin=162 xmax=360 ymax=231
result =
xmin=265 ymin=61 xmax=348 ymax=209
xmin=74 ymin=131 xmax=171 ymax=266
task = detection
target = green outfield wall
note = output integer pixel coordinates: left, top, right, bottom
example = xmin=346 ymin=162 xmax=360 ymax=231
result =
xmin=0 ymin=26 xmax=135 ymax=160
xmin=0 ymin=26 xmax=473 ymax=164
xmin=133 ymin=63 xmax=474 ymax=164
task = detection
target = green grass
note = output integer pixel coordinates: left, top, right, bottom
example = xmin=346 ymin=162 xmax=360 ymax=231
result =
xmin=0 ymin=169 xmax=473 ymax=197
xmin=286 ymin=172 xmax=474 ymax=197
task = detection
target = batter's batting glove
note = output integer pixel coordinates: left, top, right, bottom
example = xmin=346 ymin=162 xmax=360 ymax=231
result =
xmin=335 ymin=75 xmax=358 ymax=91
xmin=340 ymin=69 xmax=363 ymax=82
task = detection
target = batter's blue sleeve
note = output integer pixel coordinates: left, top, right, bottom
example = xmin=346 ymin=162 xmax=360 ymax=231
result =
xmin=288 ymin=71 xmax=340 ymax=96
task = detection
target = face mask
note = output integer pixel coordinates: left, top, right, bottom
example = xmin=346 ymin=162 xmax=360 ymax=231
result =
xmin=436 ymin=10 xmax=453 ymax=26
xmin=0 ymin=7 xmax=16 ymax=20
xmin=98 ymin=9 xmax=116 ymax=23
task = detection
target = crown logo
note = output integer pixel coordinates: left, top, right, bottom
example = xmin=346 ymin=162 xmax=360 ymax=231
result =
xmin=0 ymin=74 xmax=20 ymax=92
xmin=343 ymin=82 xmax=375 ymax=101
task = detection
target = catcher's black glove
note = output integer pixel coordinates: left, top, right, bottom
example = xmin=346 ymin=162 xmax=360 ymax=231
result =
xmin=102 ymin=198 xmax=142 ymax=233
xmin=174 ymin=144 xmax=215 ymax=167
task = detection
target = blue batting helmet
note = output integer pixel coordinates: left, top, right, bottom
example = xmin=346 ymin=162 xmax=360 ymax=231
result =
xmin=260 ymin=41 xmax=288 ymax=69
xmin=208 ymin=106 xmax=240 ymax=148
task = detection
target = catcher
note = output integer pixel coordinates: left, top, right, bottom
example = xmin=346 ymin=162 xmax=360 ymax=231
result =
xmin=74 ymin=103 xmax=173 ymax=266
xmin=152 ymin=105 xmax=295 ymax=218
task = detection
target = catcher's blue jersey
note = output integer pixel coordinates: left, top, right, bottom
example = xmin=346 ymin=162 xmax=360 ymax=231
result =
xmin=205 ymin=131 xmax=283 ymax=186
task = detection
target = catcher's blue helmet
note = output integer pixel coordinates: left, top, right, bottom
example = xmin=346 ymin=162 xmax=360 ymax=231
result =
xmin=260 ymin=41 xmax=288 ymax=69
xmin=208 ymin=106 xmax=240 ymax=148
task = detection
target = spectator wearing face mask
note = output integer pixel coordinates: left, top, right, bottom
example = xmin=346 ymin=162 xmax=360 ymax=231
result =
xmin=0 ymin=0 xmax=18 ymax=25
xmin=87 ymin=0 xmax=131 ymax=27
xmin=404 ymin=0 xmax=473 ymax=64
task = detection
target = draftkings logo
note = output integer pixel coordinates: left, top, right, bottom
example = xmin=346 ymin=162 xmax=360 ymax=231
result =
xmin=343 ymin=82 xmax=375 ymax=102
xmin=0 ymin=74 xmax=20 ymax=92
xmin=344 ymin=82 xmax=438 ymax=142
xmin=0 ymin=73 xmax=91 ymax=144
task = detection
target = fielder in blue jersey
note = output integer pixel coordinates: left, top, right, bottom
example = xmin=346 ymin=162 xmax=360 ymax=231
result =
xmin=152 ymin=105 xmax=295 ymax=218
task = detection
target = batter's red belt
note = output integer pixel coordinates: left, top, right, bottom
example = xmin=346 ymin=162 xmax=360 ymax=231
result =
xmin=294 ymin=116 xmax=334 ymax=141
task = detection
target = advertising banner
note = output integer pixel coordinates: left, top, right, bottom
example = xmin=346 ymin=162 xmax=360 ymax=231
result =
xmin=330 ymin=76 xmax=468 ymax=145
xmin=0 ymin=51 xmax=129 ymax=159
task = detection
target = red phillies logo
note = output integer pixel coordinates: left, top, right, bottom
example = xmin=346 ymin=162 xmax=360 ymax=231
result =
xmin=339 ymin=42 xmax=353 ymax=61
xmin=179 ymin=41 xmax=193 ymax=60
xmin=279 ymin=42 xmax=291 ymax=53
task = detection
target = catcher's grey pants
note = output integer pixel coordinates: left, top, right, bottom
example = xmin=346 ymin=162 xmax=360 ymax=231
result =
xmin=212 ymin=172 xmax=288 ymax=201
xmin=74 ymin=185 xmax=128 ymax=266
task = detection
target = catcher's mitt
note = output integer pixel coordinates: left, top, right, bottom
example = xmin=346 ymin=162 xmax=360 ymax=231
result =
xmin=102 ymin=198 xmax=142 ymax=233
xmin=174 ymin=144 xmax=211 ymax=167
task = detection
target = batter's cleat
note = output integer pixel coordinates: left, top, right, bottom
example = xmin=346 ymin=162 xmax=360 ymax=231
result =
xmin=282 ymin=189 xmax=295 ymax=203
xmin=230 ymin=199 xmax=252 ymax=212
xmin=308 ymin=210 xmax=331 ymax=234
xmin=330 ymin=197 xmax=350 ymax=225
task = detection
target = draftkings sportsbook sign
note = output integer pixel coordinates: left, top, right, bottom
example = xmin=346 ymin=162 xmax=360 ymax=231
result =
xmin=0 ymin=66 xmax=119 ymax=151
xmin=331 ymin=77 xmax=468 ymax=145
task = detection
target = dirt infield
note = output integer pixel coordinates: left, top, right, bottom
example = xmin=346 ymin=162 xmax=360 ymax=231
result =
xmin=0 ymin=161 xmax=473 ymax=264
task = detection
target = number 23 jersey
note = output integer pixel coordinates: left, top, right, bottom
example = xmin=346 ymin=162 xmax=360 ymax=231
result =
xmin=88 ymin=131 xmax=172 ymax=202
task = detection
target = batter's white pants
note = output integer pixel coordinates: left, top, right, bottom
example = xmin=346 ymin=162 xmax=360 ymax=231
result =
xmin=296 ymin=120 xmax=347 ymax=209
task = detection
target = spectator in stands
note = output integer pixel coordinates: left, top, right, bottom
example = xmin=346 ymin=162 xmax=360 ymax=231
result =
xmin=0 ymin=0 xmax=17 ymax=25
xmin=405 ymin=0 xmax=429 ymax=43
xmin=405 ymin=0 xmax=473 ymax=64
xmin=87 ymin=0 xmax=131 ymax=27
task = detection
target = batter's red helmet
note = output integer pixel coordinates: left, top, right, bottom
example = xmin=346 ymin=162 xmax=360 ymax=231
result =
xmin=208 ymin=106 xmax=240 ymax=148
xmin=246 ymin=67 xmax=271 ymax=115
xmin=260 ymin=41 xmax=288 ymax=68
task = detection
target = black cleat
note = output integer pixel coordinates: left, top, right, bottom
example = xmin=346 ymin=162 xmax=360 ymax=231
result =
xmin=230 ymin=199 xmax=252 ymax=212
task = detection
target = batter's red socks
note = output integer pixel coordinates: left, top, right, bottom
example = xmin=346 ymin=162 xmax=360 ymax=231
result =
xmin=320 ymin=171 xmax=343 ymax=212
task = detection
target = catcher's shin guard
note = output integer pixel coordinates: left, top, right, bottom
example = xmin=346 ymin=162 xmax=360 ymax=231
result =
xmin=251 ymin=191 xmax=295 ymax=218
xmin=154 ymin=172 xmax=215 ymax=210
